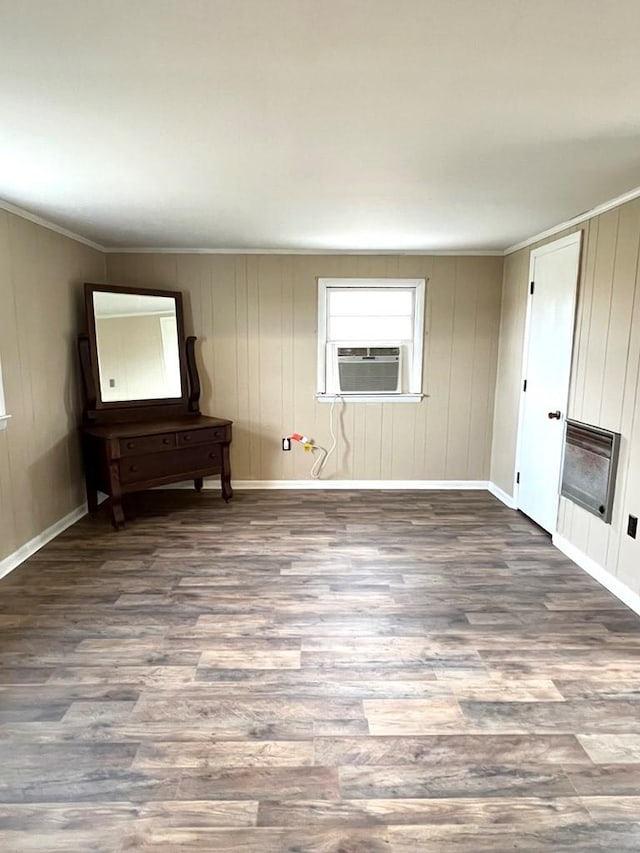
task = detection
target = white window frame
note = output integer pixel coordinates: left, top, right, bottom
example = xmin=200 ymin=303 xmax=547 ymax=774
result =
xmin=0 ymin=358 xmax=10 ymax=431
xmin=317 ymin=277 xmax=426 ymax=403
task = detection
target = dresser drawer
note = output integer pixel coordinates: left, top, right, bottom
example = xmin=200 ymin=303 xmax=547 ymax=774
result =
xmin=120 ymin=445 xmax=222 ymax=485
xmin=177 ymin=426 xmax=226 ymax=447
xmin=120 ymin=433 xmax=176 ymax=456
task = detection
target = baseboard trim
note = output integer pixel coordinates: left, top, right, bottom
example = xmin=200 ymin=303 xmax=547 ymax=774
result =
xmin=160 ymin=478 xmax=490 ymax=491
xmin=553 ymin=534 xmax=640 ymax=618
xmin=487 ymin=482 xmax=517 ymax=509
xmin=0 ymin=502 xmax=88 ymax=582
xmin=234 ymin=479 xmax=490 ymax=490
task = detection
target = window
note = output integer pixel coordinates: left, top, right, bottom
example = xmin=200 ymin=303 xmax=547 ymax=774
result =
xmin=317 ymin=278 xmax=426 ymax=401
xmin=0 ymin=358 xmax=9 ymax=431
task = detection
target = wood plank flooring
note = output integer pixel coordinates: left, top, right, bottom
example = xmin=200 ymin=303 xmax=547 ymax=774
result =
xmin=1 ymin=489 xmax=640 ymax=851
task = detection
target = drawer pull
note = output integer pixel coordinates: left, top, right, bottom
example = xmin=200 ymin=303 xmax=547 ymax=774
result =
xmin=209 ymin=452 xmax=218 ymax=459
xmin=183 ymin=434 xmax=192 ymax=441
xmin=163 ymin=438 xmax=170 ymax=445
xmin=126 ymin=441 xmax=135 ymax=449
xmin=129 ymin=465 xmax=139 ymax=473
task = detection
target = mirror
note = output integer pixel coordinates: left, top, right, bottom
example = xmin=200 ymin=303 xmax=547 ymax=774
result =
xmin=92 ymin=290 xmax=183 ymax=402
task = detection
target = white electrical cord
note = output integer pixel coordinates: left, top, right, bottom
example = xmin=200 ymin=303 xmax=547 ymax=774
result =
xmin=310 ymin=395 xmax=343 ymax=479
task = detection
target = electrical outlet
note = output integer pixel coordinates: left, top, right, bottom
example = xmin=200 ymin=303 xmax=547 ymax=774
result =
xmin=282 ymin=437 xmax=291 ymax=451
xmin=627 ymin=515 xmax=638 ymax=539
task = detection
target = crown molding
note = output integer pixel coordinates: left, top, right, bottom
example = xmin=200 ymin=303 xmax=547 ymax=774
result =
xmin=0 ymin=198 xmax=105 ymax=252
xmin=103 ymin=246 xmax=504 ymax=256
xmin=504 ymin=184 xmax=640 ymax=255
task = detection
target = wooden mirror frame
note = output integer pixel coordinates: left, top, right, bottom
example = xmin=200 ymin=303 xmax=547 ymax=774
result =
xmin=79 ymin=282 xmax=200 ymax=425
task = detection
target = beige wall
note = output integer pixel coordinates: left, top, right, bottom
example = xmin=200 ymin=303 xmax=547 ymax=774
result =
xmin=0 ymin=211 xmax=105 ymax=562
xmin=106 ymin=253 xmax=503 ymax=482
xmin=491 ymin=199 xmax=640 ymax=595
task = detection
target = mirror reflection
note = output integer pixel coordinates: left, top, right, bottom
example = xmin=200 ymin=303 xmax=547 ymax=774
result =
xmin=93 ymin=291 xmax=182 ymax=402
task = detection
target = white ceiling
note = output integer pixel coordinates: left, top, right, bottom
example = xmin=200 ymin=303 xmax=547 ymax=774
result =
xmin=1 ymin=0 xmax=640 ymax=252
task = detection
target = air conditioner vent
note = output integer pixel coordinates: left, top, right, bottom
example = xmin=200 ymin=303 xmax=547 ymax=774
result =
xmin=336 ymin=346 xmax=401 ymax=393
xmin=337 ymin=346 xmax=400 ymax=358
xmin=337 ymin=347 xmax=368 ymax=357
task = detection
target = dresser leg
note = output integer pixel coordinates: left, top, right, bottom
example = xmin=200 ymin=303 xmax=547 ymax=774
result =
xmin=107 ymin=460 xmax=125 ymax=529
xmin=221 ymin=443 xmax=233 ymax=502
xmin=194 ymin=477 xmax=204 ymax=492
xmin=111 ymin=498 xmax=125 ymax=529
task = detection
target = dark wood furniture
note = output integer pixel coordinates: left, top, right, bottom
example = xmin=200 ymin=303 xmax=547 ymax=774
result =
xmin=78 ymin=283 xmax=232 ymax=528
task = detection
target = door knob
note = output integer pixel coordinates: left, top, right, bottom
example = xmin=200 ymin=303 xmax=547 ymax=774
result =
xmin=548 ymin=410 xmax=562 ymax=420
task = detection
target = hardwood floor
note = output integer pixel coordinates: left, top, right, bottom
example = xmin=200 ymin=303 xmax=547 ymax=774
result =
xmin=1 ymin=489 xmax=640 ymax=851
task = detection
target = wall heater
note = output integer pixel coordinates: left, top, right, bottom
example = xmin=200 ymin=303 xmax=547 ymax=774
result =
xmin=561 ymin=419 xmax=621 ymax=524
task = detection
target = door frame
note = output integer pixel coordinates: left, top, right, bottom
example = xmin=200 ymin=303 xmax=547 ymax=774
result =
xmin=513 ymin=230 xmax=583 ymax=532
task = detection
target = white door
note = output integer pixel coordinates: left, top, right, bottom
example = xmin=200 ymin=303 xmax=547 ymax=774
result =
xmin=516 ymin=232 xmax=582 ymax=533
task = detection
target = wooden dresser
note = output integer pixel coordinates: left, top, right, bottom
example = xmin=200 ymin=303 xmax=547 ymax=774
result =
xmin=79 ymin=282 xmax=233 ymax=528
xmin=82 ymin=415 xmax=232 ymax=528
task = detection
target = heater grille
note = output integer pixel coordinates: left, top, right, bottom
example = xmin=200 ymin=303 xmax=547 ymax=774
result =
xmin=561 ymin=420 xmax=620 ymax=523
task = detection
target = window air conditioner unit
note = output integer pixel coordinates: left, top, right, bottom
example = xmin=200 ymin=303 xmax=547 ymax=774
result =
xmin=336 ymin=346 xmax=401 ymax=393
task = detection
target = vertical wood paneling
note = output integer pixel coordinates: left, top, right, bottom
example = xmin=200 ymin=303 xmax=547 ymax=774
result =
xmin=593 ymin=203 xmax=640 ymax=572
xmin=259 ymin=256 xmax=287 ymax=479
xmin=7 ymin=218 xmax=38 ymax=545
xmin=566 ymin=221 xmax=593 ymax=418
xmin=0 ymin=213 xmax=105 ymax=562
xmin=609 ymin=200 xmax=640 ymax=590
xmin=364 ymin=403 xmax=384 ymax=480
xmin=292 ymin=256 xmax=316 ymax=480
xmin=571 ymin=209 xmax=630 ymax=571
xmin=581 ymin=209 xmax=619 ymax=426
xmin=280 ymin=257 xmax=295 ymax=480
xmin=106 ymin=252 xmax=502 ymax=483
xmin=468 ymin=258 xmax=503 ymax=479
xmin=231 ymin=256 xmax=250 ymax=474
xmin=445 ymin=259 xmax=478 ymax=478
xmin=0 ymin=211 xmax=19 ymax=556
xmin=494 ymin=200 xmax=640 ymax=597
xmin=210 ymin=255 xmax=240 ymax=432
xmin=246 ymin=256 xmax=263 ymax=478
xmin=423 ymin=257 xmax=455 ymax=480
xmin=618 ymin=358 xmax=640 ymax=592
xmin=599 ymin=204 xmax=640 ymax=428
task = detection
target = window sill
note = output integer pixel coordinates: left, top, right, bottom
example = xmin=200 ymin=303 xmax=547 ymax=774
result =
xmin=316 ymin=394 xmax=424 ymax=404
